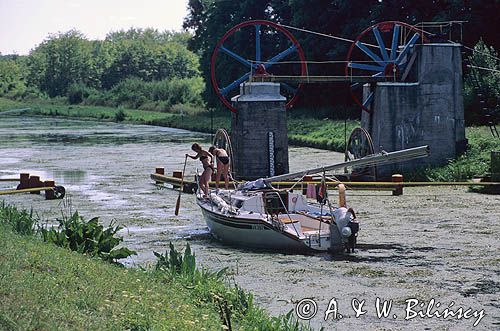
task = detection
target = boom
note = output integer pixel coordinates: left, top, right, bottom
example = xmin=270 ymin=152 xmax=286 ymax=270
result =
xmin=263 ymin=145 xmax=430 ymax=184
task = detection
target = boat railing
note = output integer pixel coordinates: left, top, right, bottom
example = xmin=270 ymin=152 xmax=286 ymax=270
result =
xmin=263 ymin=191 xmax=301 ymax=237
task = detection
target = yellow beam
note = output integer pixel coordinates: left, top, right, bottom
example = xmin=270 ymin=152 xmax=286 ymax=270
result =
xmin=0 ymin=187 xmax=54 ymax=196
xmin=151 ymin=173 xmax=500 ymax=189
xmin=0 ymin=178 xmax=19 ymax=182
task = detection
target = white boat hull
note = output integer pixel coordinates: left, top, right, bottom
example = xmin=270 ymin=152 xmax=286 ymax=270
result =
xmin=200 ymin=206 xmax=310 ymax=250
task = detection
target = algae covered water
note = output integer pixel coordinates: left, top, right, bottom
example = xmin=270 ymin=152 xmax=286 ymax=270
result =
xmin=1 ymin=116 xmax=498 ymax=330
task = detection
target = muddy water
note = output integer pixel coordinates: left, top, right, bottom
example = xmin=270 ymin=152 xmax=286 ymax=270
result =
xmin=1 ymin=116 xmax=498 ymax=330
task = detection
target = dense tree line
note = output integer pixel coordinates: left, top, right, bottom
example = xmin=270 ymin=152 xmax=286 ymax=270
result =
xmin=0 ymin=1 xmax=499 ymax=121
xmin=0 ymin=28 xmax=205 ymax=112
xmin=184 ymin=0 xmax=499 ymax=119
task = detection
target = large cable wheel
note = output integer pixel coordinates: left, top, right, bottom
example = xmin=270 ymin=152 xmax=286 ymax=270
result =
xmin=211 ymin=20 xmax=307 ymax=113
xmin=345 ymin=128 xmax=377 ymax=181
xmin=212 ymin=128 xmax=235 ymax=179
xmin=346 ymin=21 xmax=428 ymax=113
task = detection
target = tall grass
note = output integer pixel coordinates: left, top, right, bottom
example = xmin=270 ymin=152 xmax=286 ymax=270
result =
xmin=154 ymin=243 xmax=315 ymax=331
xmin=1 ymin=202 xmax=315 ymax=330
xmin=409 ymin=126 xmax=499 ymax=181
xmin=0 ymin=201 xmax=37 ymax=235
xmin=0 ymin=225 xmax=222 ymax=330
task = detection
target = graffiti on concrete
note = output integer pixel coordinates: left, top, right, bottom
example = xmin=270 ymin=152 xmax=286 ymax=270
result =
xmin=396 ymin=113 xmax=424 ymax=149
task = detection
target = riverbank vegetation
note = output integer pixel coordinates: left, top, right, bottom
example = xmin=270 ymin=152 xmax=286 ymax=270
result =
xmin=2 ymin=97 xmax=499 ymax=181
xmin=0 ymin=3 xmax=498 ymax=182
xmin=0 ymin=203 xmax=312 ymax=330
xmin=1 ymin=3 xmax=498 ymax=121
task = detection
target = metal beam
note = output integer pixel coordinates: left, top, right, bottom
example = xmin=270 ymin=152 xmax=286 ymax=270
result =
xmin=251 ymin=75 xmax=390 ymax=83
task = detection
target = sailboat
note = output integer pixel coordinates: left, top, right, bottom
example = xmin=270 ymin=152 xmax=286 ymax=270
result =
xmin=196 ymin=145 xmax=429 ymax=252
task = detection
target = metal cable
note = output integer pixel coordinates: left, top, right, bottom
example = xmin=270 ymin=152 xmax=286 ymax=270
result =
xmin=466 ymin=65 xmax=500 ymax=74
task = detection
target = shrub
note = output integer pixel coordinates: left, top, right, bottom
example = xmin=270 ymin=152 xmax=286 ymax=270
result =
xmin=109 ymin=77 xmax=151 ymax=108
xmin=114 ymin=108 xmax=126 ymax=122
xmin=40 ymin=211 xmax=136 ymax=263
xmin=83 ymin=90 xmax=106 ymax=106
xmin=67 ymin=82 xmax=94 ymax=104
xmin=151 ymin=77 xmax=205 ymax=107
xmin=464 ymin=40 xmax=500 ymax=124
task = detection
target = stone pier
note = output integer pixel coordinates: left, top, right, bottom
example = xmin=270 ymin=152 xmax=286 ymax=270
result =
xmin=231 ymin=82 xmax=289 ymax=180
xmin=362 ymin=43 xmax=466 ymax=178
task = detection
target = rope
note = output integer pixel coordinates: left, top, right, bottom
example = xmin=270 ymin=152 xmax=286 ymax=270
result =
xmin=278 ymin=23 xmax=355 ymax=43
xmin=462 ymin=44 xmax=500 ymax=62
xmin=280 ymin=21 xmax=500 ymax=63
xmin=467 ymin=65 xmax=500 ymax=74
xmin=277 ymin=23 xmax=383 ymax=50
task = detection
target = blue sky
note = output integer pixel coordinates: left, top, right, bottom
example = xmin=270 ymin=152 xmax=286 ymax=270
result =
xmin=0 ymin=0 xmax=189 ymax=55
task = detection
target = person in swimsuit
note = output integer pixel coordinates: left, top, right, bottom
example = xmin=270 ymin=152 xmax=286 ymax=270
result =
xmin=209 ymin=146 xmax=231 ymax=190
xmin=186 ymin=143 xmax=213 ymax=197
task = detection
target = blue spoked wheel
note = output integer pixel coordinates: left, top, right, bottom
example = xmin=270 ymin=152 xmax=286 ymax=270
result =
xmin=346 ymin=21 xmax=428 ymax=113
xmin=211 ymin=20 xmax=307 ymax=113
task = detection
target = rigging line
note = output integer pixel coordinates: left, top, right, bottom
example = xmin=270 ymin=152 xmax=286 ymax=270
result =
xmin=277 ymin=23 xmax=383 ymax=50
xmin=462 ymin=44 xmax=500 ymax=62
xmin=467 ymin=65 xmax=500 ymax=74
xmin=411 ymin=28 xmax=500 ymax=62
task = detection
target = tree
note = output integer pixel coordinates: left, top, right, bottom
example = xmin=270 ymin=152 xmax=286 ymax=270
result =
xmin=101 ymin=29 xmax=200 ymax=89
xmin=184 ymin=0 xmax=500 ymax=115
xmin=0 ymin=57 xmax=26 ymax=97
xmin=27 ymin=30 xmax=95 ymax=97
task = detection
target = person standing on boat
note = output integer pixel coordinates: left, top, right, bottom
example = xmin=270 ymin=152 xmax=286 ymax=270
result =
xmin=186 ymin=143 xmax=213 ymax=197
xmin=209 ymin=146 xmax=231 ymax=190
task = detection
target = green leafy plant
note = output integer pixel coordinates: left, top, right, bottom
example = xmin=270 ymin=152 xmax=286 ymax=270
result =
xmin=40 ymin=211 xmax=136 ymax=263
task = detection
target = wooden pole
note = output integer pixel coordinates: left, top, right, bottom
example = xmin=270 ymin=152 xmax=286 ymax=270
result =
xmin=44 ymin=180 xmax=55 ymax=200
xmin=155 ymin=167 xmax=165 ymax=184
xmin=19 ymin=173 xmax=30 ymax=188
xmin=392 ymin=174 xmax=404 ymax=196
xmin=174 ymin=156 xmax=188 ymax=216
xmin=29 ymin=176 xmax=41 ymax=194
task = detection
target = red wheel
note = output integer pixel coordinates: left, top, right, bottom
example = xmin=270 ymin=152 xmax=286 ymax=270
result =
xmin=346 ymin=21 xmax=428 ymax=113
xmin=211 ymin=20 xmax=307 ymax=113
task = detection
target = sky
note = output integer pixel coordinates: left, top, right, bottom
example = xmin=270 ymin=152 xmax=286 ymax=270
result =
xmin=0 ymin=0 xmax=189 ymax=55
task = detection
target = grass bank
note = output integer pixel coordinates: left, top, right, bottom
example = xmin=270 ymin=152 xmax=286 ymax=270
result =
xmin=418 ymin=126 xmax=500 ymax=181
xmin=1 ymin=97 xmax=498 ymax=180
xmin=0 ymin=97 xmax=355 ymax=152
xmin=0 ymin=224 xmax=220 ymax=330
xmin=0 ymin=203 xmax=311 ymax=331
